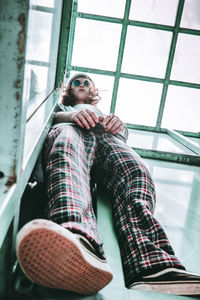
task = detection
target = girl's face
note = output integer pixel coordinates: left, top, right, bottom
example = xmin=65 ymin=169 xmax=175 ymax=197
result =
xmin=70 ymin=77 xmax=95 ymax=104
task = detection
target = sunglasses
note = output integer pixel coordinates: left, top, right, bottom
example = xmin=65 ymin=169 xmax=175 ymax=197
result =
xmin=72 ymin=79 xmax=90 ymax=87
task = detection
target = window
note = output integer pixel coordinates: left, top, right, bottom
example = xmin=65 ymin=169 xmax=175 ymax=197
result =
xmin=65 ymin=0 xmax=200 ymax=134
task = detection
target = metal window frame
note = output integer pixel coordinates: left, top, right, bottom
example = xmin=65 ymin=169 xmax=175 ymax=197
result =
xmin=0 ymin=0 xmax=72 ymax=250
xmin=64 ymin=0 xmax=200 ymax=165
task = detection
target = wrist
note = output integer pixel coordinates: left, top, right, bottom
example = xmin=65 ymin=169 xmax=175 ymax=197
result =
xmin=70 ymin=112 xmax=76 ymax=122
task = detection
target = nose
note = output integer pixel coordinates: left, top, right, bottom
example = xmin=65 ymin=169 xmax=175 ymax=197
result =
xmin=79 ymin=82 xmax=84 ymax=87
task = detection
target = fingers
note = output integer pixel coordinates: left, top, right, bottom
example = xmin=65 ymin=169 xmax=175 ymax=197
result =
xmin=72 ymin=109 xmax=99 ymax=129
xmin=86 ymin=109 xmax=99 ymax=124
xmin=72 ymin=110 xmax=124 ymax=134
xmin=103 ymin=114 xmax=124 ymax=134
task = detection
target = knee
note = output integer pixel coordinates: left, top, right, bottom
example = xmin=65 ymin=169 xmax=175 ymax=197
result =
xmin=52 ymin=126 xmax=80 ymax=151
xmin=118 ymin=157 xmax=153 ymax=182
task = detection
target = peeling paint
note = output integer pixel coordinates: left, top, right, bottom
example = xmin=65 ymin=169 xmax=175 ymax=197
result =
xmin=5 ymin=174 xmax=16 ymax=187
xmin=5 ymin=166 xmax=17 ymax=192
xmin=17 ymin=13 xmax=26 ymax=54
xmin=15 ymin=13 xmax=26 ymax=101
xmin=14 ymin=79 xmax=21 ymax=88
xmin=15 ymin=91 xmax=20 ymax=100
xmin=17 ymin=56 xmax=24 ymax=70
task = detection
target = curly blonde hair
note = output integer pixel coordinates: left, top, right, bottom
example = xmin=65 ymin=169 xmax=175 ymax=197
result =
xmin=61 ymin=73 xmax=101 ymax=106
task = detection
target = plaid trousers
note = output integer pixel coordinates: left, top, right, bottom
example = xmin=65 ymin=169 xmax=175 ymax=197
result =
xmin=43 ymin=123 xmax=185 ymax=287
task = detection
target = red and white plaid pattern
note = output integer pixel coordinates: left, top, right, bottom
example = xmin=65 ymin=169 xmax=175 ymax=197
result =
xmin=43 ymin=124 xmax=185 ymax=287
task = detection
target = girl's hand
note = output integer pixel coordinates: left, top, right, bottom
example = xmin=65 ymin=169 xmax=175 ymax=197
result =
xmin=71 ymin=109 xmax=100 ymax=129
xmin=102 ymin=114 xmax=125 ymax=135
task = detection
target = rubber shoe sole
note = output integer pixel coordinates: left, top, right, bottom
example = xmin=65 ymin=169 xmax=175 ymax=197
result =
xmin=16 ymin=219 xmax=113 ymax=295
xmin=130 ymin=281 xmax=200 ymax=296
xmin=130 ymin=268 xmax=200 ymax=296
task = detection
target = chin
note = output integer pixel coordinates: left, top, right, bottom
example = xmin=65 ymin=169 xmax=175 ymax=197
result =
xmin=84 ymin=99 xmax=91 ymax=104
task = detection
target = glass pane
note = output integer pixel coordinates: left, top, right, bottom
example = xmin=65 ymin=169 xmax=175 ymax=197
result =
xmin=67 ymin=71 xmax=115 ymax=115
xmin=181 ymin=0 xmax=200 ymax=30
xmin=188 ymin=137 xmax=200 ymax=148
xmin=77 ymin=0 xmax=126 ymax=18
xmin=171 ymin=34 xmax=200 ymax=84
xmin=144 ymin=158 xmax=200 ymax=271
xmin=153 ymin=165 xmax=194 ymax=226
xmin=121 ymin=26 xmax=172 ymax=78
xmin=162 ymin=85 xmax=200 ymax=132
xmin=30 ymin=0 xmax=55 ymax=8
xmin=23 ymin=2 xmax=62 ymax=120
xmin=23 ymin=92 xmax=56 ymax=167
xmin=23 ymin=105 xmax=46 ymax=165
xmin=129 ymin=0 xmax=179 ymax=26
xmin=156 ymin=135 xmax=194 ymax=154
xmin=127 ymin=129 xmax=194 ymax=154
xmin=72 ymin=19 xmax=122 ymax=71
xmin=24 ymin=64 xmax=48 ymax=118
xmin=115 ymin=78 xmax=163 ymax=126
xmin=26 ymin=10 xmax=53 ymax=62
xmin=150 ymin=161 xmax=200 ymax=268
xmin=127 ymin=129 xmax=154 ymax=149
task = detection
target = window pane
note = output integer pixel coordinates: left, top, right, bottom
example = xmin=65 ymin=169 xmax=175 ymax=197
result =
xmin=115 ymin=78 xmax=163 ymax=126
xmin=121 ymin=26 xmax=172 ymax=78
xmin=171 ymin=34 xmax=200 ymax=84
xmin=153 ymin=165 xmax=195 ymax=237
xmin=156 ymin=136 xmax=194 ymax=154
xmin=68 ymin=71 xmax=115 ymax=115
xmin=23 ymin=105 xmax=46 ymax=165
xmin=129 ymin=0 xmax=178 ymax=26
xmin=26 ymin=10 xmax=53 ymax=62
xmin=162 ymin=86 xmax=200 ymax=132
xmin=127 ymin=129 xmax=194 ymax=154
xmin=24 ymin=64 xmax=48 ymax=118
xmin=72 ymin=19 xmax=122 ymax=71
xmin=188 ymin=137 xmax=200 ymax=148
xmin=77 ymin=0 xmax=126 ymax=18
xmin=23 ymin=2 xmax=62 ymax=119
xmin=30 ymin=0 xmax=55 ymax=8
xmin=181 ymin=0 xmax=200 ymax=30
xmin=127 ymin=129 xmax=154 ymax=149
xmin=23 ymin=91 xmax=56 ymax=167
xmin=147 ymin=160 xmax=200 ymax=265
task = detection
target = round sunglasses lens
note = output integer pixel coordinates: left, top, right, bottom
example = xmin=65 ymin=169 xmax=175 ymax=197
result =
xmin=73 ymin=80 xmax=80 ymax=87
xmin=84 ymin=80 xmax=89 ymax=87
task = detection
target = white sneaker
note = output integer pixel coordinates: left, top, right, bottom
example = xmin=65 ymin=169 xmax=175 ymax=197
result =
xmin=129 ymin=268 xmax=200 ymax=296
xmin=16 ymin=219 xmax=113 ymax=295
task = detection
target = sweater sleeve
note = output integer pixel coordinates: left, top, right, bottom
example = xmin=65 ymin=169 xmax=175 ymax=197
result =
xmin=54 ymin=103 xmax=76 ymax=113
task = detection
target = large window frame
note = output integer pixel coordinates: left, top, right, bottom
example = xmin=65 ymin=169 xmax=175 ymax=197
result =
xmin=63 ymin=0 xmax=200 ymax=165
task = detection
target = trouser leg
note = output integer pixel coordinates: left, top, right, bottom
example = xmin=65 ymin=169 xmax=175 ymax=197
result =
xmin=43 ymin=124 xmax=105 ymax=258
xmin=92 ymin=133 xmax=185 ymax=287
